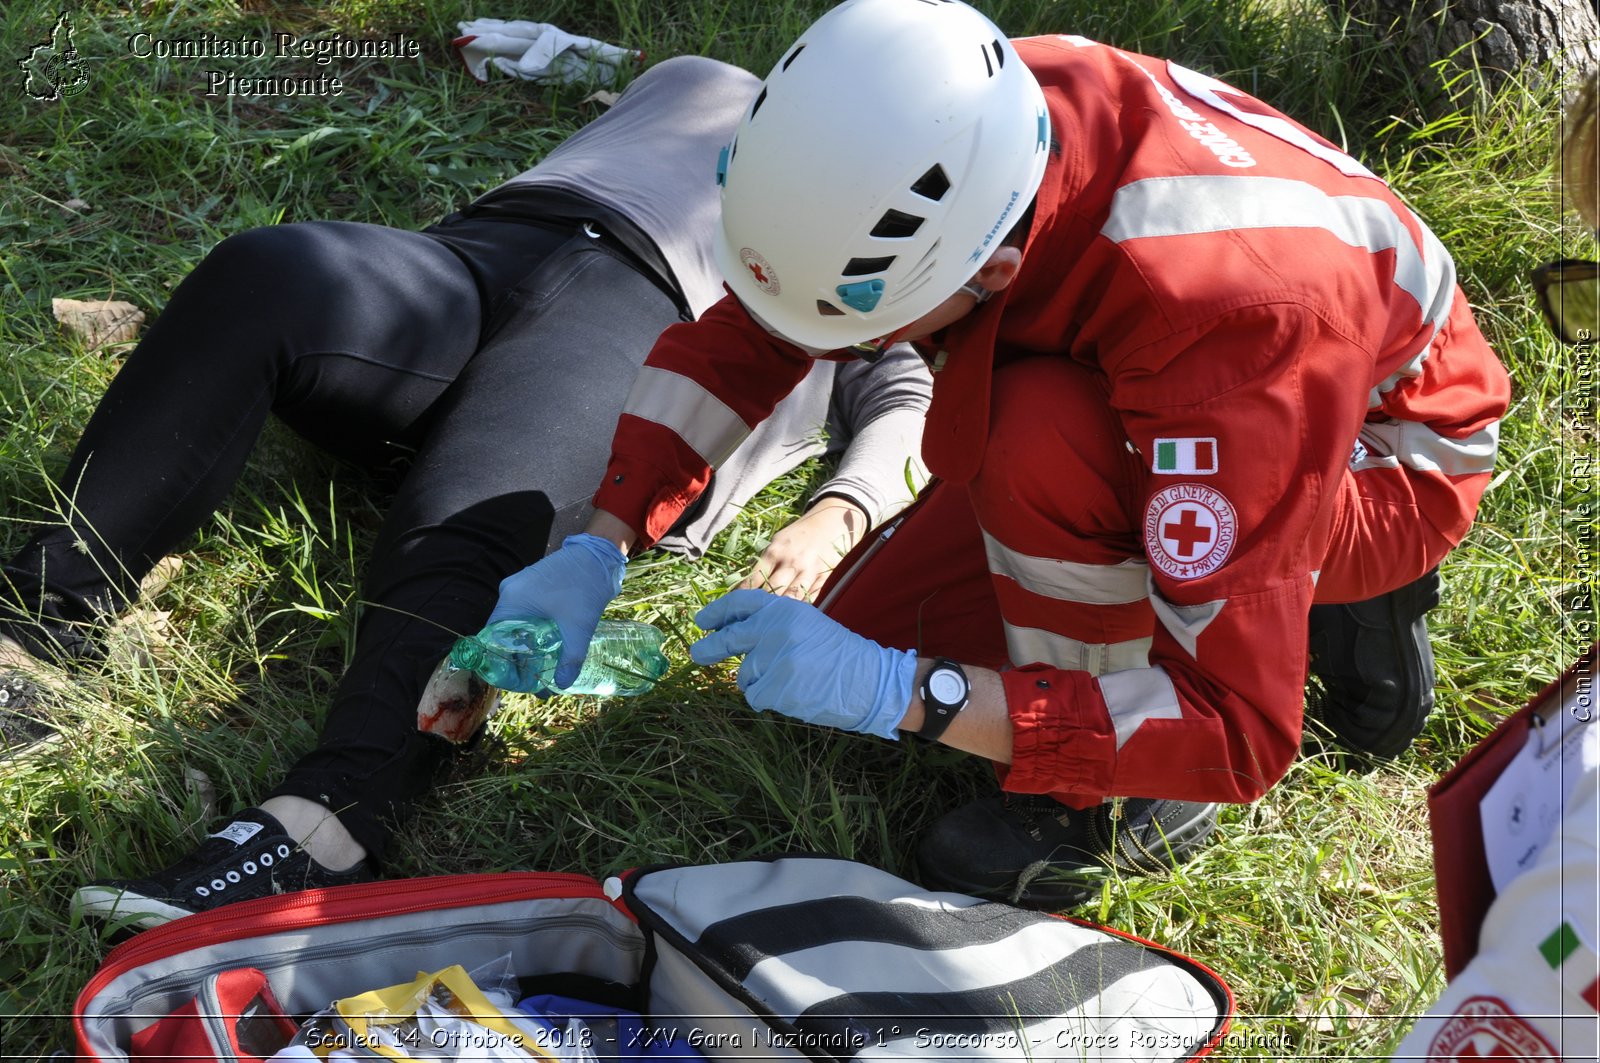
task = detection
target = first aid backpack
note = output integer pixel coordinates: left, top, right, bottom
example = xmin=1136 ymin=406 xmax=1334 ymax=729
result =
xmin=76 ymin=853 xmax=1233 ymax=1061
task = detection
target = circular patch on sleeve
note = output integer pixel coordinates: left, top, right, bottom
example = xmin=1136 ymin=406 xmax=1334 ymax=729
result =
xmin=1427 ymin=997 xmax=1556 ymax=1059
xmin=739 ymin=248 xmax=780 ymax=295
xmin=1144 ymin=483 xmax=1237 ymax=580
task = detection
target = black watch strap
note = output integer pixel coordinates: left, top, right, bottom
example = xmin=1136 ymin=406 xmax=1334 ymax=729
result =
xmin=916 ymin=658 xmax=970 ymax=741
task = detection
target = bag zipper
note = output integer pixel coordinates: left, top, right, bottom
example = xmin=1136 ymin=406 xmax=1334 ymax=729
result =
xmin=196 ymin=971 xmax=238 ymax=1062
xmin=93 ymin=872 xmax=604 ymax=972
xmin=100 ymin=911 xmax=639 ymax=1017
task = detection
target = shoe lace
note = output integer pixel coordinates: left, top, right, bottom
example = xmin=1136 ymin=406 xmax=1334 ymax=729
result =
xmin=191 ymin=840 xmax=296 ymax=900
xmin=1003 ymin=793 xmax=1073 ymax=842
xmin=1099 ymin=798 xmax=1186 ymax=874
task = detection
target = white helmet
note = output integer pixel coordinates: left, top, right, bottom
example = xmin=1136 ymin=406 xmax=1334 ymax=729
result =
xmin=713 ymin=0 xmax=1050 ymax=350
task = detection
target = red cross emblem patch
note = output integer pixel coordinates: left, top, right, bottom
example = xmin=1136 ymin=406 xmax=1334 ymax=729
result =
xmin=1144 ymin=483 xmax=1236 ymax=580
xmin=738 ymin=247 xmax=780 ymax=295
xmin=1425 ymin=997 xmax=1555 ymax=1060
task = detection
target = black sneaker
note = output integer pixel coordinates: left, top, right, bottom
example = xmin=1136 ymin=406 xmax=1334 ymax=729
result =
xmin=916 ymin=793 xmax=1218 ymax=909
xmin=0 ymin=673 xmax=59 ymax=762
xmin=1307 ymin=568 xmax=1441 ymax=759
xmin=0 ymin=606 xmax=104 ymax=666
xmin=72 ymin=808 xmax=374 ymax=930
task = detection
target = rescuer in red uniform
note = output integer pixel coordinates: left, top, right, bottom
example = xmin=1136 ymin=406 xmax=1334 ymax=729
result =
xmin=490 ymin=0 xmax=1511 ymax=906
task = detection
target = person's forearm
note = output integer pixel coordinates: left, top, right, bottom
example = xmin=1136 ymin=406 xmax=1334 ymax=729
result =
xmin=900 ymin=657 xmax=1013 ymax=762
xmin=584 ymin=508 xmax=638 ymax=558
xmin=815 ymin=409 xmax=929 ymax=526
xmin=804 ymin=493 xmax=870 ymax=539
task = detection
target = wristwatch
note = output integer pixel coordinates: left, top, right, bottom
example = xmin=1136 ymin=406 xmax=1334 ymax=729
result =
xmin=916 ymin=658 xmax=970 ymax=741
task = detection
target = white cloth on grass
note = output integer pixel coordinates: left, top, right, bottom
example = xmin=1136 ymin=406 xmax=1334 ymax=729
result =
xmin=453 ymin=20 xmax=639 ymax=85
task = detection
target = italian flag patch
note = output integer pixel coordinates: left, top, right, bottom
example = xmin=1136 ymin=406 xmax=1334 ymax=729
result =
xmin=1153 ymin=437 xmax=1218 ymax=475
xmin=1539 ymin=919 xmax=1600 ymax=1012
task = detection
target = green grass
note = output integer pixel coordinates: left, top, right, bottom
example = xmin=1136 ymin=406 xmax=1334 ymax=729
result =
xmin=0 ymin=0 xmax=1589 ymax=1058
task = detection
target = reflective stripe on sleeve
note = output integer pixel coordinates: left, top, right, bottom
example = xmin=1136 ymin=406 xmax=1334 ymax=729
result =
xmin=982 ymin=530 xmax=1149 ymax=605
xmin=1100 ymin=175 xmax=1456 ymax=344
xmin=1005 ymin=624 xmax=1152 ymax=676
xmin=621 ymin=365 xmax=753 ymax=467
xmin=1098 ymin=666 xmax=1183 ymax=749
xmin=1147 ymin=580 xmax=1224 ymax=659
xmin=1364 ymin=225 xmax=1455 ymax=407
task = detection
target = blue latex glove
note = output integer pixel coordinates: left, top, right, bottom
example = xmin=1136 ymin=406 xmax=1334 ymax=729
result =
xmin=487 ymin=533 xmax=625 ymax=688
xmin=690 ymin=588 xmax=916 ymax=740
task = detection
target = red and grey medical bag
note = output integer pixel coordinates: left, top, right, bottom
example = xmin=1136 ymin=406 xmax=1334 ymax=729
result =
xmin=76 ymin=854 xmax=1232 ymax=1061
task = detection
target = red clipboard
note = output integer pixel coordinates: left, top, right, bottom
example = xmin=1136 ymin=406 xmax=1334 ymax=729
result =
xmin=1427 ymin=644 xmax=1597 ymax=978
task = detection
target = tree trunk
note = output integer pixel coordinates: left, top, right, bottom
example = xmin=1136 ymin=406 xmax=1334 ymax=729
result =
xmin=1340 ymin=0 xmax=1599 ymax=96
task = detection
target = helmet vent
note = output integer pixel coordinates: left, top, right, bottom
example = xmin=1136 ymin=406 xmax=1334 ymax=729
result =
xmin=843 ymin=255 xmax=896 ymax=276
xmin=870 ymin=209 xmax=925 ymax=239
xmin=980 ymin=40 xmax=1006 ymax=77
xmin=749 ymin=88 xmax=768 ymax=119
xmin=909 ymin=165 xmax=950 ymax=201
xmin=781 ymin=44 xmax=805 ymax=70
xmin=816 ymin=300 xmax=846 ymax=316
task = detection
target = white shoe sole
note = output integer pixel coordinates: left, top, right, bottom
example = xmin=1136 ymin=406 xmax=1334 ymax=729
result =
xmin=72 ymin=884 xmax=191 ymax=930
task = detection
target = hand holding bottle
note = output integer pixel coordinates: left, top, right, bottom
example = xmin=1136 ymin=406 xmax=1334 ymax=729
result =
xmin=451 ymin=618 xmax=668 ymax=697
xmin=487 ymin=533 xmax=626 ymax=689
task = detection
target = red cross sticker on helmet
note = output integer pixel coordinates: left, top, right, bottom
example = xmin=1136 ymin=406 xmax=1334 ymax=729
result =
xmin=739 ymin=247 xmax=780 ymax=294
xmin=1144 ymin=483 xmax=1237 ymax=580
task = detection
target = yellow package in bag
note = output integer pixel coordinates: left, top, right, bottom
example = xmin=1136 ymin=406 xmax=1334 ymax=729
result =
xmin=313 ymin=964 xmax=555 ymax=1061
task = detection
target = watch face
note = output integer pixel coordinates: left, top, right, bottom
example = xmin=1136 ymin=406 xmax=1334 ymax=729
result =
xmin=928 ymin=668 xmax=966 ymax=707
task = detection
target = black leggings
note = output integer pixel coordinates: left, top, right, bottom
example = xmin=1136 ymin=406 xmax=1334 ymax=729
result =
xmin=1 ymin=214 xmax=684 ymax=858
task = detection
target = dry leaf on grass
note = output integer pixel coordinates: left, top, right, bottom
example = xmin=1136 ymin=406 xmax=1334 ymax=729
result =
xmin=581 ymin=89 xmax=621 ymax=108
xmin=138 ymin=555 xmax=184 ymax=599
xmin=51 ymin=297 xmax=144 ymax=349
xmin=106 ymin=607 xmax=174 ymax=670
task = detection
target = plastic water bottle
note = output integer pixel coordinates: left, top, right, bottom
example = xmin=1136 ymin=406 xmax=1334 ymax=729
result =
xmin=449 ymin=618 xmax=669 ymax=697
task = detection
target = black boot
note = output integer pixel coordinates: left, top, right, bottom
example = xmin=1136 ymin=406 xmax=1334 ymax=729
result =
xmin=1307 ymin=567 xmax=1441 ymax=759
xmin=916 ymin=793 xmax=1217 ymax=909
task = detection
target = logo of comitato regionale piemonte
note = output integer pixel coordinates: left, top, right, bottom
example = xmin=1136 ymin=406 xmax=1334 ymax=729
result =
xmin=1144 ymin=482 xmax=1236 ymax=580
xmin=739 ymin=247 xmax=780 ymax=295
xmin=20 ymin=13 xmax=90 ymax=103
